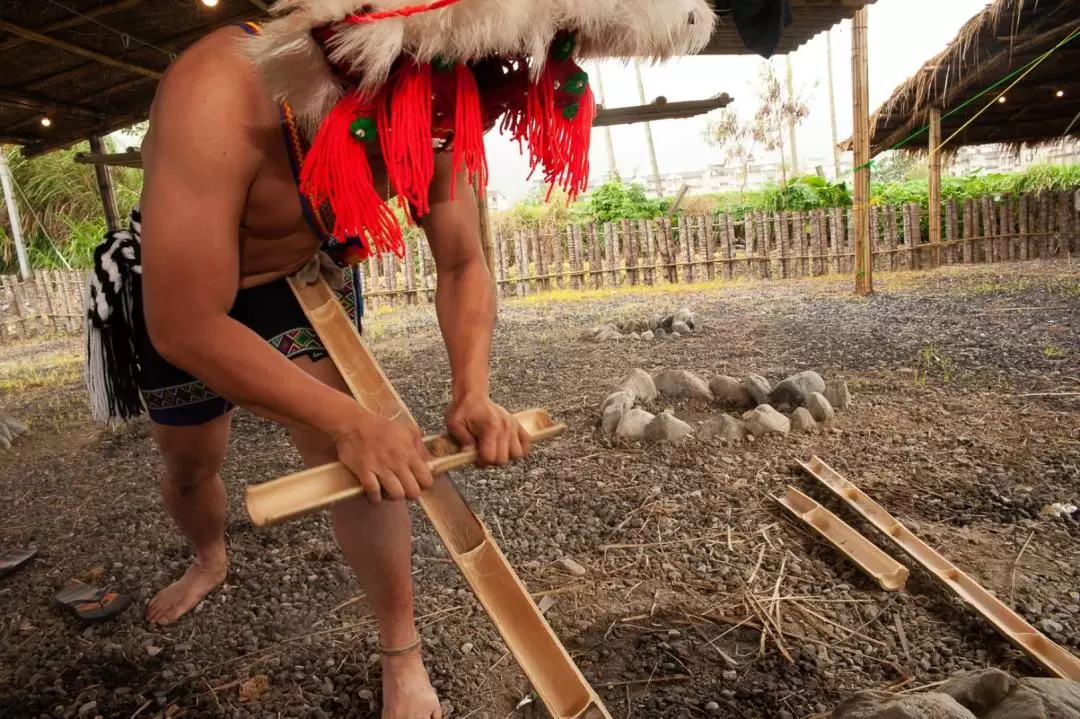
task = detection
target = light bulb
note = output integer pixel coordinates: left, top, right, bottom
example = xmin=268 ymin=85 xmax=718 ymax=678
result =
xmin=1057 ymin=90 xmax=1065 ymax=98
xmin=998 ymin=96 xmax=1006 ymax=103
xmin=201 ymin=0 xmax=219 ymax=6
xmin=41 ymin=117 xmax=52 ymax=127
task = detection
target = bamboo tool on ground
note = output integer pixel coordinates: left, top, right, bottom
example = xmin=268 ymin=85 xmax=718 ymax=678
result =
xmin=247 ymin=409 xmax=566 ymax=527
xmin=800 ymin=455 xmax=1080 ymax=682
xmin=252 ymin=274 xmax=614 ymax=719
xmin=773 ymin=486 xmax=909 ymax=592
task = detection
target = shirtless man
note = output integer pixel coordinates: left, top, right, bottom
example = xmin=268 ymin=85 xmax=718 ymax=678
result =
xmin=134 ymin=24 xmax=529 ymax=718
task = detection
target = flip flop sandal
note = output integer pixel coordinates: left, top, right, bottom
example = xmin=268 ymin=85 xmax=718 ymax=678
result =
xmin=55 ymin=580 xmax=131 ymax=622
xmin=0 ymin=548 xmax=37 ymax=580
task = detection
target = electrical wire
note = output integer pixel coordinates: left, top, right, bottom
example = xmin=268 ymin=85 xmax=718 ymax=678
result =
xmin=40 ymin=0 xmax=177 ymax=60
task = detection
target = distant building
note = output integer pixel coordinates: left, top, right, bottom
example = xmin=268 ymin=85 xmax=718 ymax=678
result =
xmin=486 ymin=189 xmax=511 ymax=211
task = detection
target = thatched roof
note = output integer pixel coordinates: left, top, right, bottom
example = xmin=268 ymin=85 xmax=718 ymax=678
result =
xmin=849 ymin=0 xmax=1080 ymax=155
xmin=1 ymin=0 xmax=872 ymax=157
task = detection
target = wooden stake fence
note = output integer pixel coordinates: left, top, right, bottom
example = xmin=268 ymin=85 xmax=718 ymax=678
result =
xmin=3 ymin=189 xmax=1079 ymax=342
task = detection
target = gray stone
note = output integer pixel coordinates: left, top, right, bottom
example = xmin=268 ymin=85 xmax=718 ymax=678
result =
xmin=557 ymin=558 xmax=587 ymax=577
xmin=743 ymin=405 xmax=790 ymax=437
xmin=742 ymin=374 xmax=772 ymax=405
xmin=641 ymin=330 xmax=655 ymax=341
xmin=824 ymin=379 xmax=853 ymax=410
xmin=699 ymin=416 xmax=747 ymax=444
xmin=600 ymin=391 xmax=635 ymax=415
xmin=77 ymin=703 xmax=98 ymax=719
xmin=673 ymin=307 xmax=696 ymax=330
xmin=649 ymin=314 xmax=664 ymax=331
xmin=615 ymin=409 xmax=655 ymax=441
xmin=618 ymin=369 xmax=658 ymax=403
xmin=628 ymin=332 xmax=640 ymax=340
xmin=595 ymin=327 xmax=623 ymax=342
xmin=939 ymin=668 xmax=1080 ymax=718
xmin=602 ymin=405 xmax=626 ymax=437
xmin=770 ymin=370 xmax=826 ymax=409
xmin=831 ymin=691 xmax=976 ymax=719
xmin=660 ymin=314 xmax=676 ymax=331
xmin=1037 ymin=618 xmax=1065 ymax=635
xmin=710 ymin=376 xmax=755 ymax=410
xmin=791 ymin=407 xmax=818 ymax=433
xmin=653 ymin=328 xmax=667 ymax=339
xmin=671 ymin=320 xmax=693 ymax=336
xmin=705 ymin=702 xmax=721 ymax=714
xmin=654 ymin=370 xmax=714 ymax=402
xmin=644 ymin=413 xmax=694 ymax=443
xmin=807 ymin=392 xmax=836 ymax=424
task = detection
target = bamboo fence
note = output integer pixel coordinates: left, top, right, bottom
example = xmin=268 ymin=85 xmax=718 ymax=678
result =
xmin=2 ymin=189 xmax=1078 ymax=343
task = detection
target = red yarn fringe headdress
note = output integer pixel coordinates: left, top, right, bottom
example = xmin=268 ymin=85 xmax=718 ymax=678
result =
xmin=244 ymin=0 xmax=716 ymax=267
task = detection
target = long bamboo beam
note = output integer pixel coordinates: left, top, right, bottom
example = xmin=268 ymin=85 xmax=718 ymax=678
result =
xmin=0 ymin=0 xmax=144 ymax=53
xmin=279 ymin=275 xmax=613 ymax=719
xmin=928 ymin=107 xmax=942 ymax=267
xmin=88 ymin=135 xmax=120 ymax=233
xmin=0 ymin=89 xmax=106 ymax=121
xmin=593 ymin=94 xmax=732 ymax=128
xmin=74 ymin=150 xmax=143 ymax=168
xmin=0 ymin=18 xmax=162 ymax=80
xmin=800 ymin=456 xmax=1080 ymax=682
xmin=851 ymin=7 xmax=873 ymax=295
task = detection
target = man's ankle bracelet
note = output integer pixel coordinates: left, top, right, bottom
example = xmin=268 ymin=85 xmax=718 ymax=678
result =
xmin=378 ymin=636 xmax=422 ymax=657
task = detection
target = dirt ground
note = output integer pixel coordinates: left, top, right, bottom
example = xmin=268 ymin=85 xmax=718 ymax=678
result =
xmin=2 ymin=261 xmax=1079 ymax=719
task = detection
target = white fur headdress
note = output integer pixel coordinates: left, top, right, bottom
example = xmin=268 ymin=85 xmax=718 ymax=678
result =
xmin=246 ymin=0 xmax=716 ymax=132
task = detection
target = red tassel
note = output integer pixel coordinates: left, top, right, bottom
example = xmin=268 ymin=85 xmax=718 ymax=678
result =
xmin=547 ymin=83 xmax=594 ymax=201
xmin=451 ymin=64 xmax=487 ymax=200
xmin=378 ymin=62 xmax=434 ymax=219
xmin=300 ymin=92 xmax=403 ymax=260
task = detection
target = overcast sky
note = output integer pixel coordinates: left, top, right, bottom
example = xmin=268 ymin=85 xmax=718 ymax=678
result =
xmin=483 ymin=0 xmax=990 ymax=201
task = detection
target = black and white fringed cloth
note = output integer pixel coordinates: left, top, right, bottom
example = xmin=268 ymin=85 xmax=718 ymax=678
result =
xmin=85 ymin=207 xmax=144 ymax=423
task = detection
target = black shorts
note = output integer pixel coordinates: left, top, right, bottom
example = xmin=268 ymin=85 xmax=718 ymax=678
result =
xmin=133 ymin=267 xmax=363 ymax=426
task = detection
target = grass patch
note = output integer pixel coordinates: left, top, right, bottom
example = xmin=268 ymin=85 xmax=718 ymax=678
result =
xmin=0 ymin=346 xmax=83 ymax=393
xmin=1043 ymin=344 xmax=1068 ymax=359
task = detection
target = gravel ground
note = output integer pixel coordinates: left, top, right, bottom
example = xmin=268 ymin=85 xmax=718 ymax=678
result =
xmin=2 ymin=261 xmax=1079 ymax=719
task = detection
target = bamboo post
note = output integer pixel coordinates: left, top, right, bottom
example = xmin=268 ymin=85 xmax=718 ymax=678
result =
xmin=496 ymin=232 xmax=508 ymax=298
xmin=999 ymin=199 xmax=1013 ymax=262
xmin=981 ymin=196 xmax=996 ymax=262
xmin=571 ymin=224 xmax=583 ymax=290
xmin=702 ymin=215 xmax=716 ymax=280
xmin=403 ymin=235 xmax=417 ymax=304
xmin=758 ymin=210 xmax=771 ymax=279
xmin=945 ymin=199 xmax=958 ymax=265
xmin=1018 ymin=195 xmax=1030 ymax=261
xmin=2 ymin=276 xmax=27 ymax=337
xmin=851 ymin=7 xmax=872 ymax=294
xmin=657 ymin=217 xmax=673 ymax=283
xmin=1058 ymin=190 xmax=1074 ymax=255
xmin=589 ymin=223 xmax=602 ymax=288
xmin=532 ymin=229 xmax=546 ymax=291
xmin=553 ymin=227 xmax=565 ymax=290
xmin=385 ymin=252 xmax=399 ymax=305
xmin=909 ymin=202 xmax=922 ymax=270
xmin=88 ymin=135 xmax=120 ymax=234
xmin=927 ymin=107 xmax=942 ymax=268
xmin=723 ymin=214 xmax=735 ymax=280
xmin=514 ymin=231 xmax=527 ymax=296
xmin=603 ymin=223 xmax=616 ymax=286
xmin=1038 ymin=192 xmax=1052 ymax=257
xmin=829 ymin=207 xmax=844 ymax=274
xmin=744 ymin=213 xmax=756 ymax=278
xmin=640 ymin=220 xmax=654 ymax=285
xmin=963 ymin=199 xmax=975 ymax=264
xmin=37 ymin=272 xmax=58 ymax=333
xmin=875 ymin=205 xmax=887 ymax=272
xmin=793 ymin=211 xmax=807 ymax=277
xmin=623 ymin=219 xmax=637 ymax=286
xmin=418 ymin=236 xmax=433 ymax=301
xmin=682 ymin=215 xmax=696 ymax=283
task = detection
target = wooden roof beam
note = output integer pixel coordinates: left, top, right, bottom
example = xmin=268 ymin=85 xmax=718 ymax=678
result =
xmin=74 ymin=150 xmax=143 ymax=168
xmin=0 ymin=89 xmax=107 ymax=121
xmin=0 ymin=0 xmax=145 ymax=53
xmin=0 ymin=18 xmax=163 ymax=80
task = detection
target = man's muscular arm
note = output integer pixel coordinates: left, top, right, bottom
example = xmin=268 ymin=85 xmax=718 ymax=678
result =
xmin=422 ymin=159 xmax=529 ymax=465
xmin=140 ymin=31 xmax=430 ymax=502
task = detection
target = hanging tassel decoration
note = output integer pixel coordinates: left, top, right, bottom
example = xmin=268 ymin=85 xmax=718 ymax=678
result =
xmin=545 ymin=61 xmax=595 ymax=201
xmin=378 ymin=61 xmax=434 ymax=222
xmin=300 ymin=91 xmax=403 ymax=259
xmin=451 ymin=63 xmax=487 ymax=200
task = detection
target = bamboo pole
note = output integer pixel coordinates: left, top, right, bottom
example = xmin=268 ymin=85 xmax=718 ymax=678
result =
xmin=88 ymin=135 xmax=121 ymax=233
xmin=0 ymin=150 xmax=30 ymax=280
xmin=851 ymin=7 xmax=873 ymax=295
xmin=928 ymin=107 xmax=942 ymax=268
xmin=0 ymin=19 xmax=162 ymax=79
xmin=278 ymin=277 xmax=614 ymax=718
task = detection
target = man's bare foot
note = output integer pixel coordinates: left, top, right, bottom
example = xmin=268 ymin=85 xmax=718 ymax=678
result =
xmin=146 ymin=557 xmax=227 ymax=625
xmin=381 ymin=650 xmax=442 ymax=719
